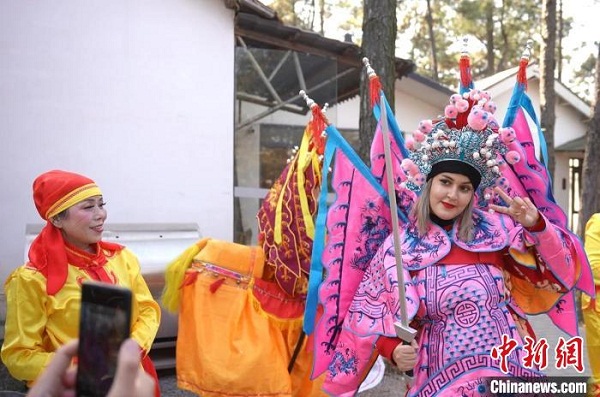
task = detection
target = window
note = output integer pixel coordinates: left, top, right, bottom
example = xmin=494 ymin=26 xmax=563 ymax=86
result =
xmin=568 ymin=157 xmax=583 ymax=232
xmin=235 ymin=47 xmax=337 ymax=245
xmin=233 ymin=45 xmax=364 ymax=244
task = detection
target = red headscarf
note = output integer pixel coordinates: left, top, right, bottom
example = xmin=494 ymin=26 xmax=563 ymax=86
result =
xmin=28 ymin=170 xmax=123 ymax=295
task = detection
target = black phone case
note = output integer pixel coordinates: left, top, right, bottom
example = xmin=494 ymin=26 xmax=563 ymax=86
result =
xmin=76 ymin=282 xmax=132 ymax=397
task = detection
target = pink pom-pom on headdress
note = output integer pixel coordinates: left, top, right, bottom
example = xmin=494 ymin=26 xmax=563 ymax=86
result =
xmin=412 ymin=130 xmax=426 ymax=143
xmin=418 ymin=120 xmax=433 ymax=134
xmin=449 ymin=93 xmax=462 ymax=104
xmin=479 ymin=91 xmax=491 ymax=102
xmin=483 ymin=101 xmax=497 ymax=114
xmin=445 ymin=105 xmax=458 ymax=119
xmin=455 ymin=98 xmax=470 ymax=113
xmin=499 ymin=127 xmax=516 ymax=144
xmin=401 ymin=158 xmax=419 ymax=176
xmin=505 ymin=150 xmax=521 ymax=165
xmin=467 ymin=106 xmax=489 ymax=131
xmin=469 ymin=89 xmax=482 ymax=101
xmin=413 ymin=173 xmax=426 ymax=186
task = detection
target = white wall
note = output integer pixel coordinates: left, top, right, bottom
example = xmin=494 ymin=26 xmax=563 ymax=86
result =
xmin=0 ymin=0 xmax=235 ymax=284
xmin=396 ymin=77 xmax=449 ymax=132
xmin=334 ymin=77 xmax=450 ymax=134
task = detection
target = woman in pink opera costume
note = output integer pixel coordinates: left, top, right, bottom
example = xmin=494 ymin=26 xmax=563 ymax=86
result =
xmin=317 ymin=61 xmax=593 ymax=396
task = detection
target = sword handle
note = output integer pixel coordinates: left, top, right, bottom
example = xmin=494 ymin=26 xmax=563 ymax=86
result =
xmin=402 ymin=340 xmax=414 ymax=377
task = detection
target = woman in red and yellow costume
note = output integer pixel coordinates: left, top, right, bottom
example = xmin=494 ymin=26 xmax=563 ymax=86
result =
xmin=1 ymin=170 xmax=161 ymax=396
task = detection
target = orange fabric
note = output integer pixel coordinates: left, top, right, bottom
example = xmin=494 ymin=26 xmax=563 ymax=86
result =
xmin=252 ymin=277 xmax=305 ymax=320
xmin=505 ymin=248 xmax=566 ymax=314
xmin=174 ymin=241 xmax=326 ymax=397
xmin=193 ymin=238 xmax=264 ymax=279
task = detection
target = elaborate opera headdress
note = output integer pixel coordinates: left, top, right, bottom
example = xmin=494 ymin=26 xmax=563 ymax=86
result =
xmin=400 ymin=55 xmax=522 ymax=201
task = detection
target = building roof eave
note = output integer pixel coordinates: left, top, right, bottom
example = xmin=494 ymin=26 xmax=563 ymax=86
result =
xmin=234 ymin=11 xmax=415 ymax=114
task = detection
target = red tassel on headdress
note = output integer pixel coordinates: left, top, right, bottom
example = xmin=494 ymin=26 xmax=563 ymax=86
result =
xmin=452 ymin=98 xmax=475 ymax=130
xmin=459 ymin=53 xmax=472 ymax=90
xmin=517 ymin=57 xmax=529 ymax=90
xmin=369 ymin=74 xmax=382 ymax=108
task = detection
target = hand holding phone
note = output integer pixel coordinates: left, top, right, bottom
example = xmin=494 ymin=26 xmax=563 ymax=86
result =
xmin=26 ymin=338 xmax=155 ymax=397
xmin=76 ymin=282 xmax=132 ymax=397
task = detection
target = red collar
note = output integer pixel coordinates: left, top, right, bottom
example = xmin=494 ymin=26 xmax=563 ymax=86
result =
xmin=438 ymin=243 xmax=505 ymax=266
xmin=65 ymin=241 xmax=119 ymax=284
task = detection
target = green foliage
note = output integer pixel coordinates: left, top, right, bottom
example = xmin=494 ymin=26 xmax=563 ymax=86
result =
xmin=399 ymin=1 xmax=458 ymax=84
xmin=398 ymin=0 xmax=550 ymax=88
xmin=570 ymin=52 xmax=597 ymax=102
xmin=268 ymin=0 xmax=595 ymax=100
xmin=269 ymin=0 xmax=297 ymax=26
xmin=268 ymin=0 xmax=361 ymax=36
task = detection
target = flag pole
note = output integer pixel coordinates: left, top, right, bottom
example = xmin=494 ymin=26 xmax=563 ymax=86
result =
xmin=363 ymin=58 xmax=417 ymax=344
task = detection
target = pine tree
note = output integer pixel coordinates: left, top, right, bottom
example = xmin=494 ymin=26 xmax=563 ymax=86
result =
xmin=579 ymin=44 xmax=600 ymax=235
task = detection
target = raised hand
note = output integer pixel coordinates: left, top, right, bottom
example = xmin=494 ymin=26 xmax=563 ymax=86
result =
xmin=489 ymin=186 xmax=540 ymax=228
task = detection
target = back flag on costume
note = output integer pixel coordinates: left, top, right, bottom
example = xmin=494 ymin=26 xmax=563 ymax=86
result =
xmin=499 ymin=43 xmax=595 ymax=336
xmin=454 ymin=44 xmax=594 ymax=335
xmin=310 ymin=62 xmax=413 ymax=383
xmin=257 ymin=98 xmax=325 ymax=298
xmin=307 ymin=120 xmax=391 ymax=370
xmin=367 ymin=64 xmax=415 ymax=220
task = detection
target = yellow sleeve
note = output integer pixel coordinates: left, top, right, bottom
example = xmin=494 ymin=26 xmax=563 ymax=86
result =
xmin=0 ymin=267 xmax=55 ymax=382
xmin=585 ymin=213 xmax=600 ymax=286
xmin=119 ymin=249 xmax=161 ymax=353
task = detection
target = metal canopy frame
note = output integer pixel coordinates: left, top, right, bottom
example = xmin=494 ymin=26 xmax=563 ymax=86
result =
xmin=233 ymin=12 xmax=415 ymax=131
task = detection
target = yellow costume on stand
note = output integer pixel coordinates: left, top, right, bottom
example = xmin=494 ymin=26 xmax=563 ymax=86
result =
xmin=582 ymin=213 xmax=600 ymax=396
xmin=161 ymin=109 xmax=328 ymax=396
xmin=1 ymin=248 xmax=160 ymax=383
xmin=162 ymin=238 xmax=325 ymax=397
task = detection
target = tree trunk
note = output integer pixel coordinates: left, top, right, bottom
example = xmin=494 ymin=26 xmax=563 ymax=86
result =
xmin=358 ymin=0 xmax=396 ymax=163
xmin=578 ymin=43 xmax=600 ymax=237
xmin=485 ymin=0 xmax=495 ymax=75
xmin=319 ymin=0 xmax=325 ymax=35
xmin=425 ymin=0 xmax=439 ymax=81
xmin=540 ymin=0 xmax=557 ymax=182
xmin=557 ymin=0 xmax=563 ymax=81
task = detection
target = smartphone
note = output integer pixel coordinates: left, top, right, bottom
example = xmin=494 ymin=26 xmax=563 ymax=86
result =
xmin=76 ymin=282 xmax=132 ymax=397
